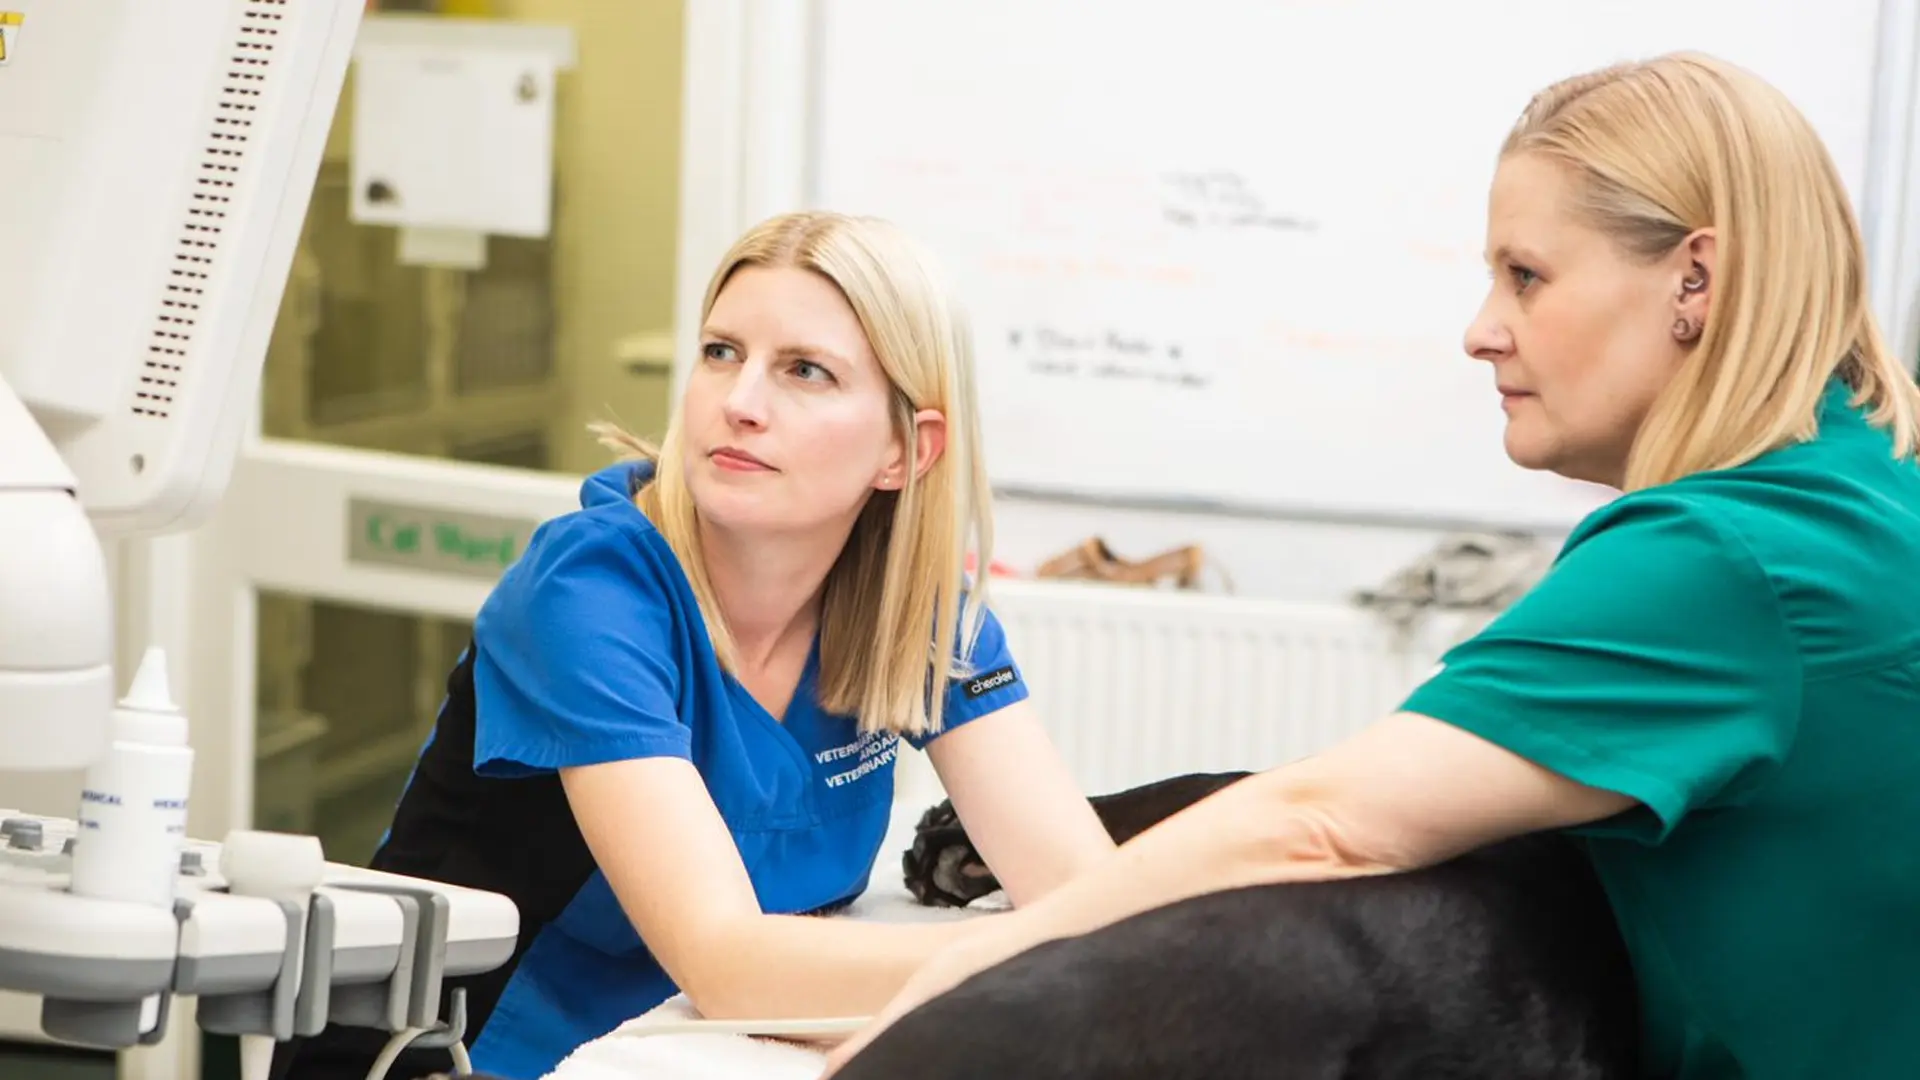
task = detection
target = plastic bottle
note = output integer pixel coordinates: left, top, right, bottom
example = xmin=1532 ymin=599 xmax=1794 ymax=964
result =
xmin=68 ymin=646 xmax=194 ymax=910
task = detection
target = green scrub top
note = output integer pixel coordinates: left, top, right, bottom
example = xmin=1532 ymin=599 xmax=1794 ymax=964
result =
xmin=1402 ymin=378 xmax=1920 ymax=1080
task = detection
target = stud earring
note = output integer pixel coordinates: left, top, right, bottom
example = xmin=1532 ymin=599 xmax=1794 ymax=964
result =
xmin=1673 ymin=316 xmax=1701 ymax=344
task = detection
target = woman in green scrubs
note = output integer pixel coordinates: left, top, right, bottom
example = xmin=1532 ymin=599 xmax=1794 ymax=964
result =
xmin=827 ymin=51 xmax=1920 ymax=1080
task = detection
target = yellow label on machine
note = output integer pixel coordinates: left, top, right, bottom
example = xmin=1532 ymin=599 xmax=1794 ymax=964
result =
xmin=0 ymin=11 xmax=22 ymax=67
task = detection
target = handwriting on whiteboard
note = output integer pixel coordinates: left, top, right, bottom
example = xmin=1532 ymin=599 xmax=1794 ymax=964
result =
xmin=982 ymin=251 xmax=1203 ymax=288
xmin=1161 ymin=170 xmax=1318 ymax=234
xmin=1005 ymin=324 xmax=1209 ymax=389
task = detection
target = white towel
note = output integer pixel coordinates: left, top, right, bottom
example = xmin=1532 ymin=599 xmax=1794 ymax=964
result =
xmin=542 ymin=997 xmax=829 ymax=1080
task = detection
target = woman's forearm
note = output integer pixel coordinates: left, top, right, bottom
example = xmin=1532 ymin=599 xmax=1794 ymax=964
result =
xmin=981 ymin=771 xmax=1384 ymax=958
xmin=914 ymin=713 xmax=1639 ymax=979
xmin=688 ymin=911 xmax=997 ymax=1022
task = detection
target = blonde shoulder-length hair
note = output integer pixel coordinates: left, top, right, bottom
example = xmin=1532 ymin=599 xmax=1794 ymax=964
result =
xmin=1502 ymin=51 xmax=1920 ymax=490
xmin=591 ymin=211 xmax=995 ymax=740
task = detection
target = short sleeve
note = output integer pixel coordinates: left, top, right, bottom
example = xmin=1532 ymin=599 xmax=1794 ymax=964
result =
xmin=1398 ymin=494 xmax=1802 ymax=844
xmin=469 ymin=516 xmax=693 ymax=778
xmin=908 ymin=604 xmax=1030 ymax=750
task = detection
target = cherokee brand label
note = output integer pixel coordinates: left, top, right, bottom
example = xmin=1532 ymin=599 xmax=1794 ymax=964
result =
xmin=964 ymin=665 xmax=1019 ymax=699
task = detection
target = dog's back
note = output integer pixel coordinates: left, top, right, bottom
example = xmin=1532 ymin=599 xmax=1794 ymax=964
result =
xmin=843 ymin=831 xmax=1640 ymax=1079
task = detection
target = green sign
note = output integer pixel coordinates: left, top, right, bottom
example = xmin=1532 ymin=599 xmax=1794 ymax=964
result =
xmin=347 ymin=498 xmax=537 ymax=581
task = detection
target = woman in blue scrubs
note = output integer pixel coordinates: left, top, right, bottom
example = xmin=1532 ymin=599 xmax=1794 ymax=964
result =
xmin=274 ymin=211 xmax=1116 ymax=1080
xmin=828 ymin=53 xmax=1920 ymax=1080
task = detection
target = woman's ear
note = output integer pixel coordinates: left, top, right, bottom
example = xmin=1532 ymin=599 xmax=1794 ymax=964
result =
xmin=1679 ymin=230 xmax=1716 ymax=310
xmin=877 ymin=409 xmax=948 ymax=490
xmin=910 ymin=409 xmax=948 ymax=480
xmin=1670 ymin=229 xmax=1716 ymax=346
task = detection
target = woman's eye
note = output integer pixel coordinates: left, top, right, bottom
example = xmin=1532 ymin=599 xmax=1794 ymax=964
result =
xmin=1508 ymin=264 xmax=1539 ymax=292
xmin=792 ymin=359 xmax=833 ymax=383
xmin=701 ymin=341 xmax=737 ymax=362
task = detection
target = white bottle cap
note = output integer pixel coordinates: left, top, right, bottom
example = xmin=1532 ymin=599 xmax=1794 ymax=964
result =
xmin=114 ymin=646 xmax=186 ymax=747
xmin=220 ymin=829 xmax=326 ymax=901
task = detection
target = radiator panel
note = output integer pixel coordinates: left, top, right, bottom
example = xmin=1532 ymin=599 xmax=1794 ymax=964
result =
xmin=980 ymin=580 xmax=1465 ymax=796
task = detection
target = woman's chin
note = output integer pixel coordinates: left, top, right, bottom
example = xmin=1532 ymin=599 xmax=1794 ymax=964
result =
xmin=689 ymin=483 xmax=772 ymax=530
xmin=1501 ymin=426 xmax=1558 ymax=473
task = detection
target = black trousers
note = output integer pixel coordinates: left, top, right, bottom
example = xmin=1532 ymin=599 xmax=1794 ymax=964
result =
xmin=269 ymin=1024 xmax=457 ymax=1080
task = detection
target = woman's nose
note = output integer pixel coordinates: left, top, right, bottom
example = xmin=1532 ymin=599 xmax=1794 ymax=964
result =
xmin=722 ymin=366 xmax=770 ymax=429
xmin=1462 ymin=300 xmax=1512 ymax=363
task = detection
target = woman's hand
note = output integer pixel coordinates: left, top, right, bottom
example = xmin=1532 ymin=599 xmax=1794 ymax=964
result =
xmin=816 ymin=950 xmax=963 ymax=1074
xmin=820 ymin=914 xmax=1056 ymax=1075
xmin=818 ymin=701 xmax=1115 ymax=1072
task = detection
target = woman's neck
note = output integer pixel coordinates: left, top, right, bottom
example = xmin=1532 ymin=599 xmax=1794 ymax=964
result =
xmin=698 ymin=518 xmax=847 ymax=672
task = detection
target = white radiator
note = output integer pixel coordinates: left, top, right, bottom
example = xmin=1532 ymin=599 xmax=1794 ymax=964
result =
xmin=903 ymin=579 xmax=1478 ymax=800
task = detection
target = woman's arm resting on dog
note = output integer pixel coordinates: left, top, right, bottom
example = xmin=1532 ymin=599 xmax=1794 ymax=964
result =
xmin=562 ymin=757 xmax=989 ymax=1023
xmin=992 ymin=711 xmax=1631 ymax=940
xmin=821 ymin=711 xmax=1632 ymax=1073
xmin=924 ymin=700 xmax=1116 ymax=907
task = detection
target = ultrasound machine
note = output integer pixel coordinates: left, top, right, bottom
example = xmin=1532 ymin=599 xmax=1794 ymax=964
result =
xmin=0 ymin=2 xmax=518 ymax=1074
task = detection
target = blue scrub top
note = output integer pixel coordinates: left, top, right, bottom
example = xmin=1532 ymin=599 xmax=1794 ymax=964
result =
xmin=452 ymin=461 xmax=1029 ymax=1078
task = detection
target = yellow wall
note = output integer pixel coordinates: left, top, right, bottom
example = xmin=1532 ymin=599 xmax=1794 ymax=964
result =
xmin=319 ymin=1 xmax=684 ymax=474
xmin=498 ymin=0 xmax=685 ymax=473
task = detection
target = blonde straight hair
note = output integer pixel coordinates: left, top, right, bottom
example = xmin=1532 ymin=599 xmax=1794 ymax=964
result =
xmin=592 ymin=212 xmax=995 ymax=739
xmin=1502 ymin=52 xmax=1920 ymax=490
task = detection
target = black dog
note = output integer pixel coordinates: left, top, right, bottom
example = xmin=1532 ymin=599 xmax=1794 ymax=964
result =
xmin=843 ymin=771 xmax=1642 ymax=1079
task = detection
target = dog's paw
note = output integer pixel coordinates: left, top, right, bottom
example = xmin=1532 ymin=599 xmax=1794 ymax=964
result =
xmin=902 ymin=799 xmax=1000 ymax=908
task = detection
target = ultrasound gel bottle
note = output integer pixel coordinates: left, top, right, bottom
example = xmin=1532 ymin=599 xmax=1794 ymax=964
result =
xmin=69 ymin=646 xmax=194 ymax=911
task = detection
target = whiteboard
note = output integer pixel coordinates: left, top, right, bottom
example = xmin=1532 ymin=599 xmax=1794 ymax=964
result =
xmin=808 ymin=0 xmax=1888 ymax=531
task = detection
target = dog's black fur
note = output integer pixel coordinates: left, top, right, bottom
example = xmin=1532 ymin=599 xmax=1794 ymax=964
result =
xmin=839 ymin=770 xmax=1642 ymax=1079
